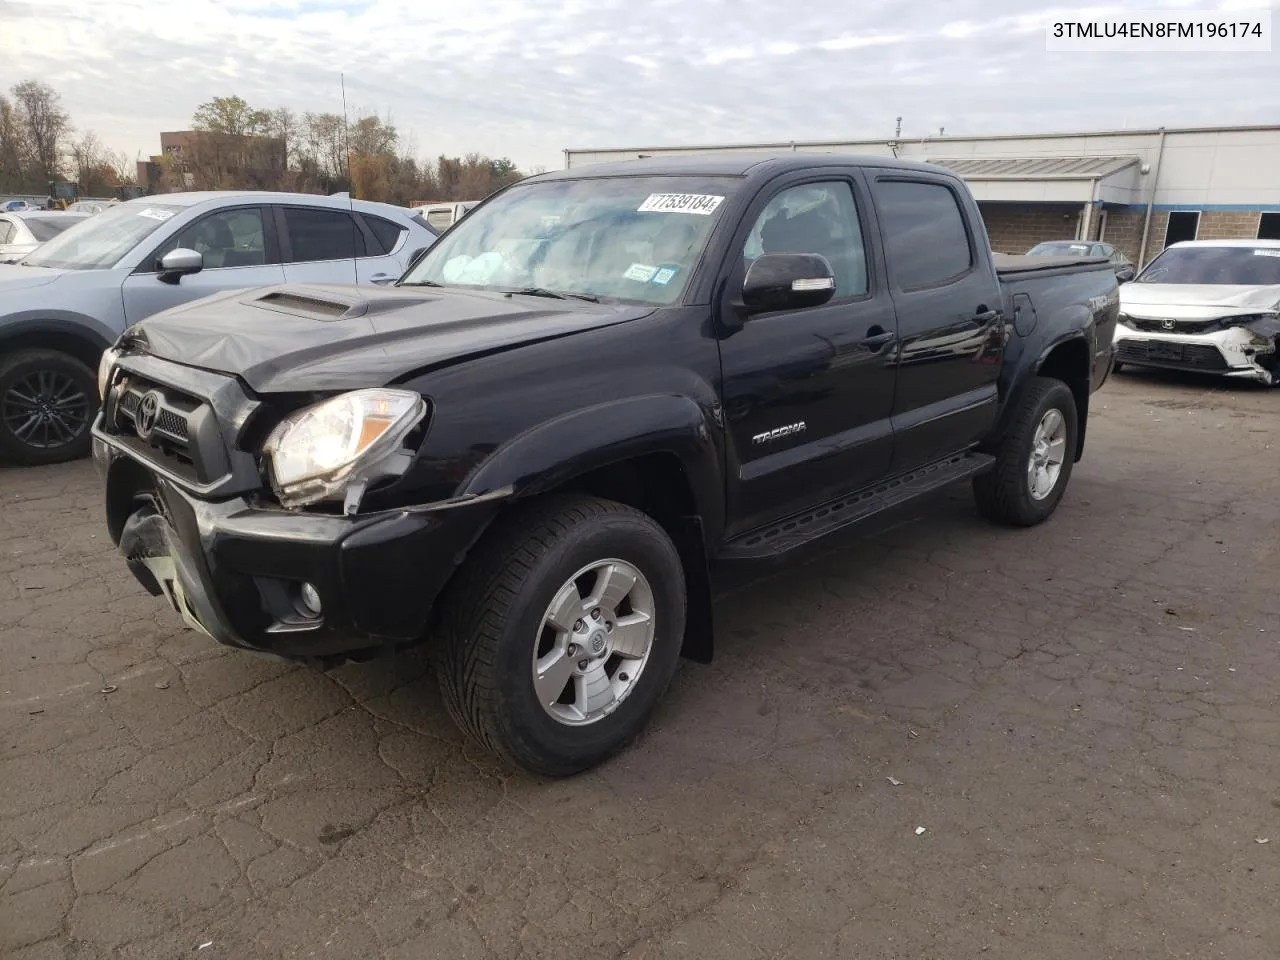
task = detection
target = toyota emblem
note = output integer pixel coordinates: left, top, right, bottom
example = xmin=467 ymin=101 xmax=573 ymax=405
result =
xmin=135 ymin=391 xmax=162 ymax=440
xmin=1160 ymin=318 xmax=1176 ymax=331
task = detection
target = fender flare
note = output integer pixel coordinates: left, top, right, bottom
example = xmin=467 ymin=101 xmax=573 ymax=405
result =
xmin=458 ymin=393 xmax=724 ymax=539
xmin=988 ymin=330 xmax=1093 ymax=455
xmin=0 ymin=315 xmax=114 ymax=360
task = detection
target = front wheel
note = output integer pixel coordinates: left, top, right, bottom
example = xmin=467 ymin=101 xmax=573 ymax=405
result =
xmin=973 ymin=376 xmax=1078 ymax=527
xmin=437 ymin=495 xmax=687 ymax=776
xmin=0 ymin=349 xmax=99 ymax=466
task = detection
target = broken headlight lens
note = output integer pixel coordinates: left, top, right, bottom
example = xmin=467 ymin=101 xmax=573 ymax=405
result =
xmin=263 ymin=389 xmax=427 ymax=510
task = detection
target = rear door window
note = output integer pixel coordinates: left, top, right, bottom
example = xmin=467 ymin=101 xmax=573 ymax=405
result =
xmin=872 ymin=179 xmax=974 ymax=291
xmin=282 ymin=207 xmax=365 ymax=262
xmin=0 ymin=219 xmax=14 ymax=243
xmin=363 ymin=214 xmax=406 ymax=255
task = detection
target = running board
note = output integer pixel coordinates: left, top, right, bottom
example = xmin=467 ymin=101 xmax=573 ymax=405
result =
xmin=720 ymin=452 xmax=996 ymax=560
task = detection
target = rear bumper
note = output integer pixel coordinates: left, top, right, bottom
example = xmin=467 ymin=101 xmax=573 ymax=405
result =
xmin=1113 ymin=323 xmax=1277 ymax=383
xmin=95 ymin=434 xmax=503 ymax=663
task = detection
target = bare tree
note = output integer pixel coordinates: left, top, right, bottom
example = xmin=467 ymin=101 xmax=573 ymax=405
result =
xmin=0 ymin=95 xmax=29 ymax=192
xmin=71 ymin=131 xmax=106 ymax=191
xmin=11 ymin=80 xmax=71 ymax=182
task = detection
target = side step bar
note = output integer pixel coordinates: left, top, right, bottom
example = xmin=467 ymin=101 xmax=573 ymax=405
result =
xmin=719 ymin=452 xmax=996 ymax=560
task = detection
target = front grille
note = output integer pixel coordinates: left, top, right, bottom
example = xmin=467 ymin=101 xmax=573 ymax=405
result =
xmin=1118 ymin=340 xmax=1229 ymax=371
xmin=1128 ymin=317 xmax=1223 ymax=335
xmin=107 ymin=374 xmax=226 ymax=484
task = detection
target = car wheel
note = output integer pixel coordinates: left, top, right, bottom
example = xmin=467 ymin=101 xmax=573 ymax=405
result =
xmin=973 ymin=376 xmax=1078 ymax=527
xmin=437 ymin=494 xmax=687 ymax=777
xmin=0 ymin=349 xmax=98 ymax=466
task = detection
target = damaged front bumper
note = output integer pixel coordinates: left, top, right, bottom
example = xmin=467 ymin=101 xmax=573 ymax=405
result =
xmin=1113 ymin=315 xmax=1280 ymax=384
xmin=94 ymin=435 xmax=504 ymax=665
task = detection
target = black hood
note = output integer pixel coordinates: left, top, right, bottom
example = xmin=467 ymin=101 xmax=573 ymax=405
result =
xmin=127 ymin=283 xmax=650 ymax=393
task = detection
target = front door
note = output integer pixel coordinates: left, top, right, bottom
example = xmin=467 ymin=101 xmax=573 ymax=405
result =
xmin=121 ymin=205 xmax=284 ymax=325
xmin=718 ymin=174 xmax=899 ymax=538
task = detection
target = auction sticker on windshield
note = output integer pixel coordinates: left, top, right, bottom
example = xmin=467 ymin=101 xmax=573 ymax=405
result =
xmin=1253 ymin=249 xmax=1280 ymax=257
xmin=637 ymin=193 xmax=725 ymax=215
xmin=624 ymin=263 xmax=659 ymax=282
xmin=137 ymin=208 xmax=175 ymax=221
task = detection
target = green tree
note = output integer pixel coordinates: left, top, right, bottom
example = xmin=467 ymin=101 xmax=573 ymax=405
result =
xmin=191 ymin=95 xmax=270 ymax=136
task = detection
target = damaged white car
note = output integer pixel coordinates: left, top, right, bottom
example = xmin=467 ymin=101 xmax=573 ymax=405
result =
xmin=1114 ymin=239 xmax=1280 ymax=385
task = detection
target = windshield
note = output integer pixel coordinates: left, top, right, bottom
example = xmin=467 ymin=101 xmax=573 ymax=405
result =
xmin=22 ymin=202 xmax=182 ymax=270
xmin=400 ymin=176 xmax=739 ymax=304
xmin=1136 ymin=246 xmax=1280 ymax=286
xmin=24 ymin=216 xmax=83 ymax=242
xmin=1028 ymin=241 xmax=1094 ymax=256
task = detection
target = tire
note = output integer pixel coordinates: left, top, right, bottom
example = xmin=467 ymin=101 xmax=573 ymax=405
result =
xmin=0 ymin=349 xmax=99 ymax=466
xmin=973 ymin=376 xmax=1078 ymax=527
xmin=437 ymin=494 xmax=687 ymax=777
xmin=1111 ymin=360 xmax=1125 ymax=373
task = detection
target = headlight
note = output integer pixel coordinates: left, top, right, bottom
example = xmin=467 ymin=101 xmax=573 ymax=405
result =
xmin=97 ymin=346 xmax=122 ymax=400
xmin=1116 ymin=312 xmax=1136 ymax=329
xmin=263 ymin=388 xmax=428 ymax=510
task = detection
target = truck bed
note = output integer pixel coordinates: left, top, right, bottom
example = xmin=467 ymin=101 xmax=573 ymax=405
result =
xmin=993 ymin=253 xmax=1113 ymax=279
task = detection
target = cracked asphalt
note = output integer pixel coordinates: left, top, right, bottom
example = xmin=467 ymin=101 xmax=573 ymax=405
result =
xmin=3 ymin=368 xmax=1280 ymax=960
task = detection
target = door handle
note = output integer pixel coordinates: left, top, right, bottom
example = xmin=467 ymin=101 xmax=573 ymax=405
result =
xmin=974 ymin=307 xmax=1000 ymax=322
xmin=861 ymin=325 xmax=895 ymax=347
xmin=369 ymin=273 xmax=396 ymax=285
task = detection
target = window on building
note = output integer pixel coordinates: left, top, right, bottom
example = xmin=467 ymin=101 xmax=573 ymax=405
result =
xmin=873 ymin=179 xmax=973 ymax=290
xmin=1164 ymin=211 xmax=1200 ymax=247
xmin=1258 ymin=213 xmax=1280 ymax=241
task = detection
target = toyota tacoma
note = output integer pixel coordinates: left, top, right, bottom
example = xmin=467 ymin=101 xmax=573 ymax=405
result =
xmin=93 ymin=154 xmax=1119 ymax=776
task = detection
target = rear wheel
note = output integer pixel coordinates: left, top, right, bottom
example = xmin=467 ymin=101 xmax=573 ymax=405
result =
xmin=974 ymin=376 xmax=1078 ymax=527
xmin=437 ymin=495 xmax=687 ymax=776
xmin=0 ymin=349 xmax=98 ymax=466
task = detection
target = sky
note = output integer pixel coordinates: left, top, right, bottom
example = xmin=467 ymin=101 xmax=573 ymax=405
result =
xmin=0 ymin=0 xmax=1276 ymax=173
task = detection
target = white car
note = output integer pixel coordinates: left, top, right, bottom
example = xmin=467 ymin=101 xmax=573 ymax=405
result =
xmin=1113 ymin=239 xmax=1280 ymax=385
xmin=0 ymin=211 xmax=92 ymax=263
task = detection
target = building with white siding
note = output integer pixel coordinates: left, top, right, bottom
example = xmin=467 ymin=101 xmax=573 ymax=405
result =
xmin=564 ymin=125 xmax=1280 ymax=267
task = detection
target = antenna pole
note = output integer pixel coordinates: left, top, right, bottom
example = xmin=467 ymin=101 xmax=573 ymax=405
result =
xmin=340 ymin=73 xmax=353 ymax=197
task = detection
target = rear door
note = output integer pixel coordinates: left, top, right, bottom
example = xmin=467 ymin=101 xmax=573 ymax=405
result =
xmin=868 ymin=175 xmax=1005 ymax=474
xmin=718 ymin=170 xmax=898 ymax=537
xmin=121 ymin=204 xmax=284 ymax=324
xmin=274 ymin=204 xmax=362 ymax=285
xmin=354 ymin=211 xmax=411 ymax=284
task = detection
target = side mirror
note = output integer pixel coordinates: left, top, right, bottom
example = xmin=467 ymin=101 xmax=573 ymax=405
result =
xmin=157 ymin=247 xmax=203 ymax=284
xmin=1116 ymin=265 xmax=1136 ymax=283
xmin=742 ymin=253 xmax=836 ymax=315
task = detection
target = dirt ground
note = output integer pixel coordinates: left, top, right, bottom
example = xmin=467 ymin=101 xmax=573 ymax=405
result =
xmin=2 ymin=368 xmax=1279 ymax=960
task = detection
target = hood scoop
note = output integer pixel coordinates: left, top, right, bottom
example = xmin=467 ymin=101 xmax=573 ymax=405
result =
xmin=249 ymin=285 xmax=432 ymax=322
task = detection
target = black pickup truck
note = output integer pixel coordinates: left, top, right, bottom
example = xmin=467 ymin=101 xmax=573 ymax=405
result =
xmin=92 ymin=154 xmax=1119 ymax=775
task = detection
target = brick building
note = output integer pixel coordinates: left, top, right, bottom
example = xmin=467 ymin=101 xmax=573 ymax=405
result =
xmin=565 ymin=124 xmax=1280 ymax=268
xmin=137 ymin=131 xmax=287 ymax=192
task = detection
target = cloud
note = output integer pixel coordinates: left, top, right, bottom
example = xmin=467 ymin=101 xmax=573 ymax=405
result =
xmin=0 ymin=0 xmax=1274 ymax=173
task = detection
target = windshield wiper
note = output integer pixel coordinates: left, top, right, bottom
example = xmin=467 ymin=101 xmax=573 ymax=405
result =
xmin=398 ymin=279 xmax=443 ymax=287
xmin=504 ymin=287 xmax=601 ymax=303
xmin=504 ymin=286 xmax=567 ymax=300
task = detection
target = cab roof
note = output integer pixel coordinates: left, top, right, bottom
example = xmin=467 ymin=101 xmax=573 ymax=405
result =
xmin=528 ymin=153 xmax=957 ymax=182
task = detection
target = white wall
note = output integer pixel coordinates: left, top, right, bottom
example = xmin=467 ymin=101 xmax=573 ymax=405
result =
xmin=565 ymin=127 xmax=1280 ymax=207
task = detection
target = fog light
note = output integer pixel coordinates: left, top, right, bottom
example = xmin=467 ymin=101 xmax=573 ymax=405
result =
xmin=298 ymin=582 xmax=322 ymax=617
